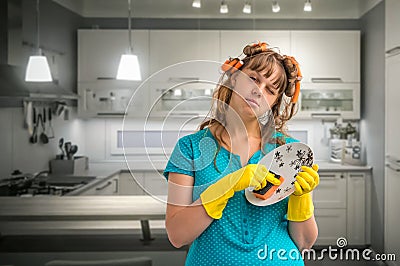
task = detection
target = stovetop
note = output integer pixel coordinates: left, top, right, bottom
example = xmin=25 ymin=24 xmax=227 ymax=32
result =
xmin=0 ymin=172 xmax=96 ymax=197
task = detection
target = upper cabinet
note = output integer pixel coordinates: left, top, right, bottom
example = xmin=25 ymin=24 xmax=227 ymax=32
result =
xmin=220 ymin=31 xmax=291 ymax=61
xmin=385 ymin=0 xmax=400 ymax=54
xmin=291 ymin=31 xmax=360 ymax=83
xmin=149 ymin=30 xmax=220 ymax=77
xmin=77 ymin=29 xmax=361 ymax=119
xmin=78 ymin=29 xmax=149 ymax=84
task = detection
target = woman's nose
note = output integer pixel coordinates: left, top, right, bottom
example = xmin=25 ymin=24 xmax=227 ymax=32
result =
xmin=251 ymin=85 xmax=262 ymax=97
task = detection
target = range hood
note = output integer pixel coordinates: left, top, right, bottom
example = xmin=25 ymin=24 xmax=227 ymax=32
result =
xmin=0 ymin=0 xmax=77 ymax=101
xmin=0 ymin=64 xmax=77 ymax=99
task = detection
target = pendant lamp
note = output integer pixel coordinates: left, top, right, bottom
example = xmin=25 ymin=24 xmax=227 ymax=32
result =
xmin=116 ymin=0 xmax=141 ymax=81
xmin=25 ymin=0 xmax=52 ymax=82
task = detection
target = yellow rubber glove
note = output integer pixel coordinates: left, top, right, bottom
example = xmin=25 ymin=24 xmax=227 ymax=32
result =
xmin=200 ymin=164 xmax=281 ymax=219
xmin=287 ymin=164 xmax=320 ymax=222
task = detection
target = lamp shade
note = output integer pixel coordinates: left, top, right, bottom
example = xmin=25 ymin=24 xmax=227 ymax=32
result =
xmin=116 ymin=54 xmax=142 ymax=81
xmin=243 ymin=3 xmax=251 ymax=14
xmin=272 ymin=1 xmax=280 ymax=13
xmin=25 ymin=55 xmax=52 ymax=82
xmin=304 ymin=1 xmax=312 ymax=11
xmin=192 ymin=0 xmax=201 ymax=8
xmin=220 ymin=2 xmax=228 ymax=13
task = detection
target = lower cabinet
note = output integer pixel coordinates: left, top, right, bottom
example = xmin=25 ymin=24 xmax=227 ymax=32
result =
xmin=118 ymin=171 xmax=167 ymax=196
xmin=118 ymin=172 xmax=145 ymax=195
xmin=314 ymin=208 xmax=347 ymax=246
xmin=82 ymin=171 xmax=168 ymax=196
xmin=313 ymin=171 xmax=369 ymax=246
xmin=80 ymin=175 xmax=119 ymax=195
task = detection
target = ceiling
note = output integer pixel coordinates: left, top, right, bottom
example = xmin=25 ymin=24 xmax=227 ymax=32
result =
xmin=53 ymin=0 xmax=382 ymax=19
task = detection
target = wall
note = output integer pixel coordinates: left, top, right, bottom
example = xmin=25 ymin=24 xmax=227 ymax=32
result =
xmin=359 ymin=1 xmax=385 ymax=253
xmin=0 ymin=107 xmax=86 ymax=177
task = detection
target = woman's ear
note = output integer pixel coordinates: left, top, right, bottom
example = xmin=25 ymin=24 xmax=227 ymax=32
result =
xmin=230 ymin=72 xmax=238 ymax=87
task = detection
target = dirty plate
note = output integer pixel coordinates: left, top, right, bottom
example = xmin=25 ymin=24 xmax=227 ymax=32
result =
xmin=245 ymin=142 xmax=314 ymax=206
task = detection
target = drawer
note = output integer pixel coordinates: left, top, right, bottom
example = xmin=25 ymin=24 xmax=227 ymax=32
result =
xmin=313 ymin=172 xmax=347 ymax=208
xmin=314 ymin=208 xmax=347 ymax=246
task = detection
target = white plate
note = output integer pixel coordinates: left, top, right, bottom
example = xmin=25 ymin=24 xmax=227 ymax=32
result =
xmin=245 ymin=142 xmax=314 ymax=206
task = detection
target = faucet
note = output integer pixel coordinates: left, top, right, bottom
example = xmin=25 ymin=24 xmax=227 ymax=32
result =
xmin=32 ymin=170 xmax=50 ymax=180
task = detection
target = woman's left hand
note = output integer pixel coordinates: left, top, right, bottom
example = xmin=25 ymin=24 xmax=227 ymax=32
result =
xmin=287 ymin=164 xmax=319 ymax=222
xmin=293 ymin=164 xmax=319 ymax=196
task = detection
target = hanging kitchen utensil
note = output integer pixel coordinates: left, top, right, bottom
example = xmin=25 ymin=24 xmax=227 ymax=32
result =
xmin=38 ymin=114 xmax=49 ymax=144
xmin=25 ymin=101 xmax=34 ymax=137
xmin=64 ymin=142 xmax=72 ymax=160
xmin=47 ymin=107 xmax=55 ymax=139
xmin=56 ymin=138 xmax=64 ymax=159
xmin=29 ymin=108 xmax=38 ymax=144
xmin=69 ymin=145 xmax=78 ymax=159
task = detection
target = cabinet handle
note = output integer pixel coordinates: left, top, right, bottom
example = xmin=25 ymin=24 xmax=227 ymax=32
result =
xmin=386 ymin=163 xmax=400 ymax=172
xmin=97 ymin=77 xmax=116 ymax=80
xmin=114 ymin=178 xmax=119 ymax=194
xmin=311 ymin=78 xmax=343 ymax=83
xmin=386 ymin=46 xmax=400 ymax=57
xmin=320 ymin=174 xmax=337 ymax=180
xmin=96 ymin=112 xmax=125 ymax=116
xmin=311 ymin=113 xmax=341 ymax=119
xmin=386 ymin=155 xmax=400 ymax=163
xmin=96 ymin=181 xmax=112 ymax=190
xmin=349 ymin=174 xmax=364 ymax=178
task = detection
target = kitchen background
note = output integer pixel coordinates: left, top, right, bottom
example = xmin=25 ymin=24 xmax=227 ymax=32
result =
xmin=1 ymin=0 xmax=398 ymax=265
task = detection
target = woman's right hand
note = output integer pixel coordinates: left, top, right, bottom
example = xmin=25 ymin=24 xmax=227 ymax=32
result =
xmin=200 ymin=164 xmax=280 ymax=219
xmin=231 ymin=164 xmax=281 ymax=191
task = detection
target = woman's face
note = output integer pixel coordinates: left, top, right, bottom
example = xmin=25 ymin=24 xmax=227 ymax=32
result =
xmin=229 ymin=67 xmax=281 ymax=119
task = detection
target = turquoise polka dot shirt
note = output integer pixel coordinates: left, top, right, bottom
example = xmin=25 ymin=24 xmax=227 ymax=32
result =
xmin=164 ymin=128 xmax=304 ymax=266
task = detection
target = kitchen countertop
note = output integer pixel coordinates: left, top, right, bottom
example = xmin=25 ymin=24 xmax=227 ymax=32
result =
xmin=87 ymin=159 xmax=372 ymax=175
xmin=0 ymin=196 xmax=167 ymax=237
xmin=0 ymin=160 xmax=372 ymax=237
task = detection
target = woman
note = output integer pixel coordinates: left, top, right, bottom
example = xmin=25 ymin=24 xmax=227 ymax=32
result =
xmin=163 ymin=42 xmax=319 ymax=265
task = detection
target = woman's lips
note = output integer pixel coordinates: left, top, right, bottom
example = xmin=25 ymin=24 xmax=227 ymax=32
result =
xmin=246 ymin=98 xmax=259 ymax=107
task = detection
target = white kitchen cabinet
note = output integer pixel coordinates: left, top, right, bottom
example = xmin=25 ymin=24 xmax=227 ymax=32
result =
xmin=385 ymin=51 xmax=400 ymax=261
xmin=78 ymin=29 xmax=149 ymax=83
xmin=385 ymin=55 xmax=400 ymax=160
xmin=118 ymin=172 xmax=145 ymax=195
xmin=313 ymin=172 xmax=346 ymax=209
xmin=142 ymin=171 xmax=168 ymax=196
xmin=347 ymin=173 xmax=366 ymax=245
xmin=220 ymin=31 xmax=291 ymax=61
xmin=147 ymin=30 xmax=220 ymax=118
xmin=149 ymin=30 xmax=220 ymax=77
xmin=117 ymin=171 xmax=167 ymax=196
xmin=78 ymin=82 xmax=150 ymax=118
xmin=385 ymin=163 xmax=400 ymax=264
xmin=313 ymin=170 xmax=370 ymax=246
xmin=291 ymin=31 xmax=360 ymax=83
xmin=296 ymin=83 xmax=360 ymax=120
xmin=385 ymin=0 xmax=400 ymax=55
xmin=80 ymin=175 xmax=119 ymax=195
xmin=77 ymin=30 xmax=150 ymax=118
xmin=314 ymin=208 xmax=347 ymax=246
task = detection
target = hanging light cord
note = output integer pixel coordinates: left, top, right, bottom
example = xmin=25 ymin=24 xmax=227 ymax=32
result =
xmin=128 ymin=0 xmax=133 ymax=54
xmin=36 ymin=0 xmax=40 ymax=54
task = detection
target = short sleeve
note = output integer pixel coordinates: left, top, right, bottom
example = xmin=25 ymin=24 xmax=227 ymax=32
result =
xmin=163 ymin=135 xmax=195 ymax=180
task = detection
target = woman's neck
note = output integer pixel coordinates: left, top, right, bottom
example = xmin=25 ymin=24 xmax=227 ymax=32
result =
xmin=224 ymin=110 xmax=261 ymax=140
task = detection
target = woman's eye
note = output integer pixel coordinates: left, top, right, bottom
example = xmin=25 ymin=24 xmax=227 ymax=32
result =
xmin=250 ymin=76 xmax=258 ymax=82
xmin=265 ymin=87 xmax=276 ymax=95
